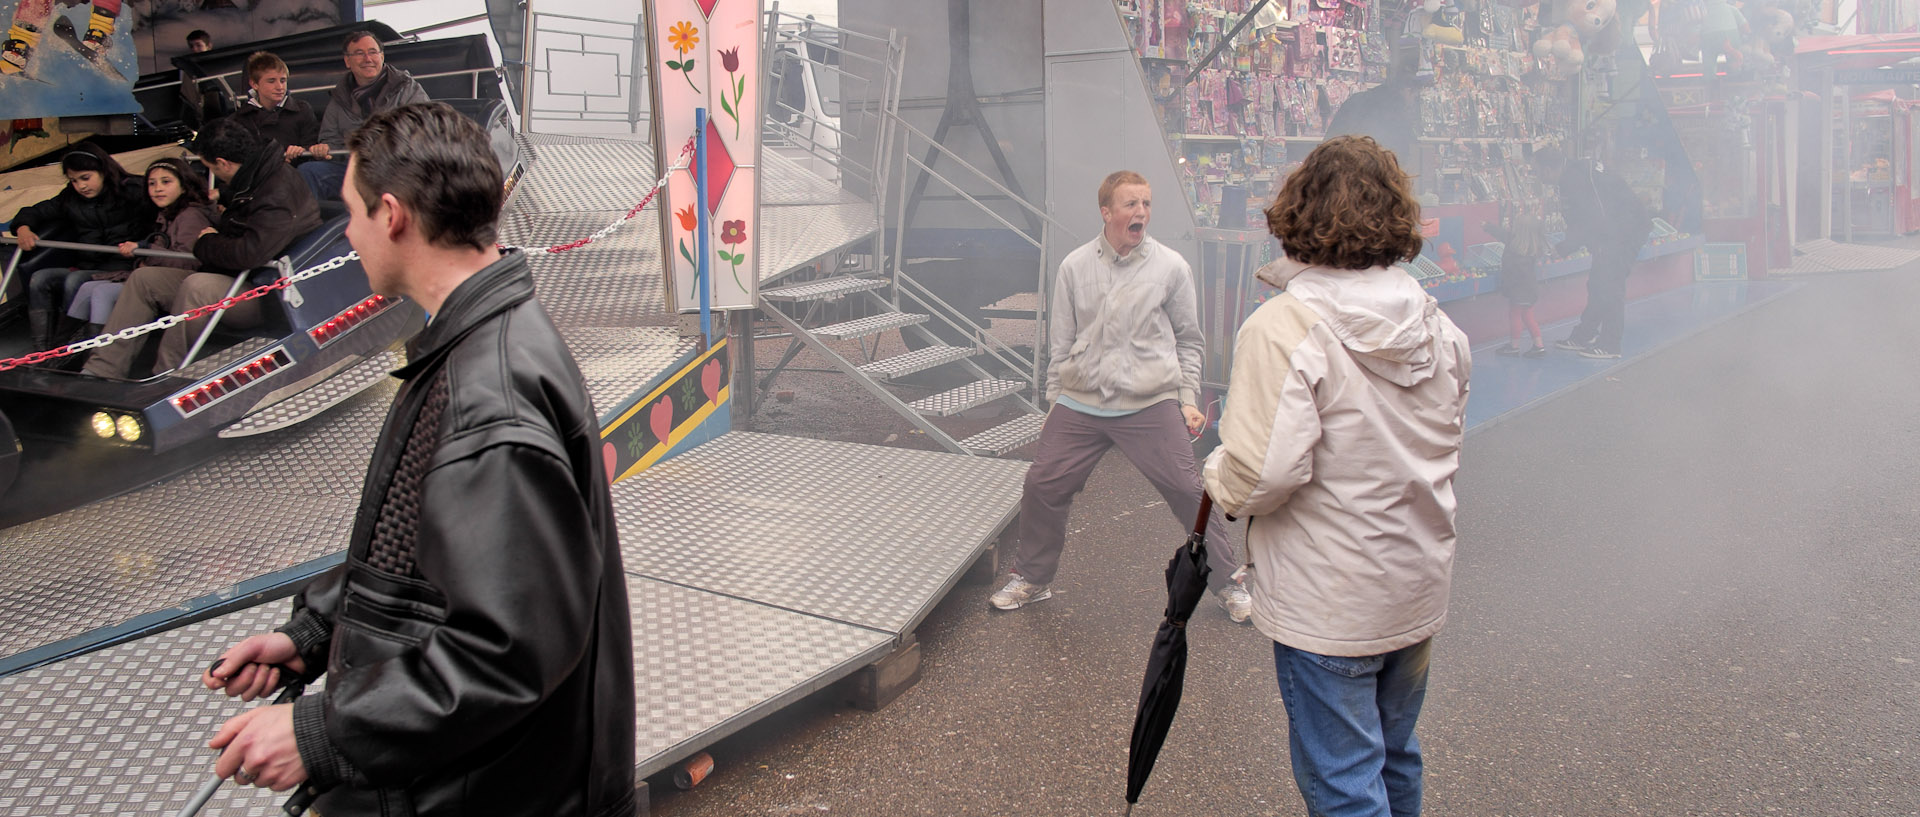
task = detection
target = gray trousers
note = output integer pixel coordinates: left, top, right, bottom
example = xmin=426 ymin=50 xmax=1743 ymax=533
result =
xmin=82 ymin=265 xmax=264 ymax=378
xmin=1011 ymin=399 xmax=1239 ymax=588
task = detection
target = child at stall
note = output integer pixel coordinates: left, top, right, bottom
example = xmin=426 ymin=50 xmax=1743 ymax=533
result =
xmin=5 ymin=144 xmax=150 ymax=350
xmin=66 ymin=158 xmax=214 ymax=345
xmin=1483 ymin=209 xmax=1548 ymax=357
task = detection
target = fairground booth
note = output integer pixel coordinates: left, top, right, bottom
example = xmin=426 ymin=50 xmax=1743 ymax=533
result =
xmin=1118 ymin=0 xmax=1703 ymax=400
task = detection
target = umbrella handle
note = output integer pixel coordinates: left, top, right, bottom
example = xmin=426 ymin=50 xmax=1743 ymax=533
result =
xmin=1190 ymin=493 xmax=1213 ymax=539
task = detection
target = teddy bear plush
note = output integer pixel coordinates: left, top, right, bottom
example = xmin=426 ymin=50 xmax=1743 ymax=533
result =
xmin=1532 ymin=0 xmax=1622 ymax=74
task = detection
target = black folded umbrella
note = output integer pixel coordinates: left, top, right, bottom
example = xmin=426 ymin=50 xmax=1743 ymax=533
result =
xmin=1124 ymin=492 xmax=1215 ymax=815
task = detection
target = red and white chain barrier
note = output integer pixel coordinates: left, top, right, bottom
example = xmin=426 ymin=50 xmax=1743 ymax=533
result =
xmin=0 ymin=136 xmax=700 ymax=374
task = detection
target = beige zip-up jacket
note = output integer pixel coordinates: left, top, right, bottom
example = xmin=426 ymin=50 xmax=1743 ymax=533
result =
xmin=1203 ymin=259 xmax=1471 ymax=656
xmin=1047 ymin=234 xmax=1203 ymax=410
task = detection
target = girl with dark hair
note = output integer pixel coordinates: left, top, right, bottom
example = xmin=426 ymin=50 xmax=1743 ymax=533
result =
xmin=5 ymin=143 xmax=151 ymax=350
xmin=64 ymin=158 xmax=214 ymax=341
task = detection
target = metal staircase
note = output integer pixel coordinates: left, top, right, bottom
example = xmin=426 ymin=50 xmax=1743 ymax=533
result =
xmin=752 ymin=14 xmax=1079 ymax=457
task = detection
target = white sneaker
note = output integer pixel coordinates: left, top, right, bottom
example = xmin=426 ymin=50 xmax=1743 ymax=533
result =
xmin=1215 ymin=584 xmax=1252 ymax=624
xmin=989 ymin=575 xmax=1052 ymax=610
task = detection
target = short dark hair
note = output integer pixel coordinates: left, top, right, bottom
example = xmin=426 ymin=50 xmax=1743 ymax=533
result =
xmin=186 ymin=29 xmax=211 ymax=46
xmin=347 ymin=102 xmax=502 ymax=251
xmin=245 ymin=51 xmax=289 ymax=84
xmin=342 ymin=30 xmax=381 ymax=54
xmin=196 ymin=117 xmax=265 ymax=165
xmin=1264 ymin=135 xmax=1423 ymax=271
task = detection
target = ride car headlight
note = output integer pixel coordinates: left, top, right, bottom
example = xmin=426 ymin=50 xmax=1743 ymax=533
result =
xmin=90 ymin=412 xmax=117 ymax=439
xmin=115 ymin=415 xmax=143 ymax=443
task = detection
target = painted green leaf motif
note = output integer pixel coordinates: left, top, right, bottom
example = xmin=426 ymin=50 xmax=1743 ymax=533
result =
xmin=720 ymin=95 xmax=735 ymax=117
xmin=666 ymin=60 xmax=682 ymax=71
xmin=682 ymin=58 xmax=695 ymax=71
xmin=736 ymin=76 xmax=745 ymax=98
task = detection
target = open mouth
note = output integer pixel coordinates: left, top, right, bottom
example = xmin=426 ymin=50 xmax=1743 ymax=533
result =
xmin=1127 ymin=222 xmax=1144 ymax=235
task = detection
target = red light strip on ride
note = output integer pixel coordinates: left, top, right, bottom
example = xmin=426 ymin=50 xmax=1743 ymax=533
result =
xmin=309 ymin=294 xmax=397 ymax=348
xmin=171 ymin=347 xmax=292 ymax=417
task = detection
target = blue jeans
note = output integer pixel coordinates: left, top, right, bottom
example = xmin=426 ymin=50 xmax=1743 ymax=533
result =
xmin=1274 ymin=638 xmax=1433 ymax=817
xmin=30 ymin=264 xmax=95 ymax=315
xmin=298 ymin=159 xmax=348 ymax=202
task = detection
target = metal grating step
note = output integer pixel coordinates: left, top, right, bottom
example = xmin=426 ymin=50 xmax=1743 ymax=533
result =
xmin=761 ymin=276 xmax=887 ymax=303
xmin=910 ymin=379 xmax=1025 ymax=417
xmin=857 ymin=345 xmax=975 ymax=380
xmin=960 ymin=412 xmax=1047 ymax=456
xmin=813 ymin=311 xmax=928 ymax=341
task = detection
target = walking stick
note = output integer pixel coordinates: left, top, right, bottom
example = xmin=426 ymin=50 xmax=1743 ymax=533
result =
xmin=175 ymin=661 xmax=316 ymax=817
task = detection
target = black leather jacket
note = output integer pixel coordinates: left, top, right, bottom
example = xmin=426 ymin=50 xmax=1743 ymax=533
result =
xmin=280 ymin=251 xmax=636 ymax=817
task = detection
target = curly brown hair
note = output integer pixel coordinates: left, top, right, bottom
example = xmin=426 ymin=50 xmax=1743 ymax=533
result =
xmin=1264 ymin=135 xmax=1423 ymax=271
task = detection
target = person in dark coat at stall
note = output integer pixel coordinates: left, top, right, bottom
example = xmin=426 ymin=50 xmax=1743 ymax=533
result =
xmin=5 ymin=144 xmax=150 ymax=350
xmin=1536 ymin=146 xmax=1653 ymax=359
xmin=298 ymin=30 xmax=429 ymax=202
xmin=84 ymin=118 xmax=320 ymax=378
xmin=198 ymin=102 xmax=637 ymax=817
xmin=1323 ymin=40 xmax=1424 ymax=167
xmin=228 ymin=51 xmax=320 ymax=162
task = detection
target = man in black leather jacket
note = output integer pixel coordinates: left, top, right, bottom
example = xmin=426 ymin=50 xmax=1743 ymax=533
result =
xmin=200 ymin=103 xmax=637 ymax=817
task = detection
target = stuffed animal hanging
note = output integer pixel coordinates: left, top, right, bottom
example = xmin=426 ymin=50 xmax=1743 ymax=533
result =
xmin=1531 ymin=0 xmax=1621 ymax=75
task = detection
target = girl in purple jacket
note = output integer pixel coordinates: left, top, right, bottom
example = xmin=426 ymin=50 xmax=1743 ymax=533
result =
xmin=66 ymin=158 xmax=214 ymax=341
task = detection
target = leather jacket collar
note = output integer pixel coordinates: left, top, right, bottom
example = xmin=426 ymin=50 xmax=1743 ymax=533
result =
xmin=397 ymin=250 xmax=535 ymax=379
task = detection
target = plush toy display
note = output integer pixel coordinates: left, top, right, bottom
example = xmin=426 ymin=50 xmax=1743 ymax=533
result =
xmin=1531 ymin=0 xmax=1621 ymax=75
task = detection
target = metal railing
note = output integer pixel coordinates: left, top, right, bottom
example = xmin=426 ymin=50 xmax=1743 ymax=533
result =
xmin=761 ymin=9 xmax=904 ymax=200
xmin=883 ymin=114 xmax=1074 ymax=401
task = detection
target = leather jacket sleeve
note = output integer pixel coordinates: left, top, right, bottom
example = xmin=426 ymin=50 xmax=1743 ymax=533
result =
xmin=300 ymin=440 xmax=606 ymax=789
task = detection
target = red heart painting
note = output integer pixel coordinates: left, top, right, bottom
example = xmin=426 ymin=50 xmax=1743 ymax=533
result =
xmin=650 ymin=398 xmax=674 ymax=444
xmin=701 ymin=358 xmax=722 ymax=402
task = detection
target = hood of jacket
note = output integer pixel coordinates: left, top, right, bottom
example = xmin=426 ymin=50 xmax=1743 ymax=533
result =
xmin=1256 ymin=258 xmax=1445 ymax=387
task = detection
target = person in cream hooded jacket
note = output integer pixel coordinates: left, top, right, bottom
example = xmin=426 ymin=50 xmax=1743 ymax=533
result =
xmin=1203 ymin=136 xmax=1469 ymax=817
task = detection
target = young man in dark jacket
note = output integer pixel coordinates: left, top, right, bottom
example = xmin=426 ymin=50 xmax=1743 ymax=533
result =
xmin=84 ymin=118 xmax=321 ymax=377
xmin=298 ymin=30 xmax=429 ymax=202
xmin=1536 ymin=146 xmax=1653 ymax=359
xmin=227 ymin=50 xmax=320 ymax=162
xmin=200 ymin=102 xmax=637 ymax=817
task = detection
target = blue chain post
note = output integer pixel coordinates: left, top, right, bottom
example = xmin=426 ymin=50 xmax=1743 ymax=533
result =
xmin=695 ymin=108 xmax=712 ymax=345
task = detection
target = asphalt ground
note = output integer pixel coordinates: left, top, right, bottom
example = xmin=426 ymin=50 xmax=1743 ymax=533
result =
xmin=656 ymin=260 xmax=1920 ymax=817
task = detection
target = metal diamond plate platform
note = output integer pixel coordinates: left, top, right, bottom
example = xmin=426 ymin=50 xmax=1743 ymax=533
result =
xmin=627 ymin=576 xmax=890 ymax=777
xmin=613 ymin=432 xmax=1028 ymax=634
xmin=0 ymin=379 xmax=394 ymax=663
xmin=506 ymin=132 xmax=880 ymax=290
xmin=910 ymin=380 xmax=1026 ymax=417
xmin=0 ymin=571 xmax=893 ymax=815
xmin=857 ymin=345 xmax=976 ymax=380
xmin=221 ymin=348 xmax=403 ymax=438
xmin=1782 ymin=240 xmax=1920 ymax=275
xmin=961 ymin=413 xmax=1048 ymax=456
xmin=559 ymin=326 xmax=696 ymax=419
xmin=814 ymin=311 xmax=928 ymax=340
xmin=0 ymin=604 xmax=304 ymax=817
